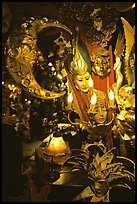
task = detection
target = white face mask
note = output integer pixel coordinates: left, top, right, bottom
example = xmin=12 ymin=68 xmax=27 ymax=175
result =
xmin=93 ymin=106 xmax=107 ymax=124
xmin=74 ymin=71 xmax=91 ymax=93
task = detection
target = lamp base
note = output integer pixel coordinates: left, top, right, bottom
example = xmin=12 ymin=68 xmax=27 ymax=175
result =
xmin=45 ymin=169 xmax=60 ymax=183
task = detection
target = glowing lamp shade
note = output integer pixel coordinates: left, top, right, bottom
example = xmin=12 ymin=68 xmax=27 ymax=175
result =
xmin=45 ymin=136 xmax=70 ymax=156
xmin=44 ymin=134 xmax=70 ymax=182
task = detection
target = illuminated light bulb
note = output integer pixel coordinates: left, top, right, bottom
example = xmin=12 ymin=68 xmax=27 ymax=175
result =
xmin=57 ymin=74 xmax=63 ymax=80
xmin=8 ymin=84 xmax=12 ymax=89
xmin=68 ymin=92 xmax=73 ymax=103
xmin=88 ymin=77 xmax=94 ymax=87
xmin=108 ymin=88 xmax=115 ymax=108
xmin=132 ymin=3 xmax=135 ymax=8
xmin=12 ymin=84 xmax=15 ymax=87
xmin=48 ymin=62 xmax=53 ymax=66
xmin=90 ymin=92 xmax=97 ymax=105
xmin=51 ymin=66 xmax=55 ymax=71
xmin=90 ymin=92 xmax=97 ymax=112
xmin=27 ymin=100 xmax=31 ymax=104
xmin=108 ymin=88 xmax=114 ymax=100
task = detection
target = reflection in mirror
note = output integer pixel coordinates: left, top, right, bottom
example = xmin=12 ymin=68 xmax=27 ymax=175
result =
xmin=5 ymin=16 xmax=72 ymax=99
xmin=33 ymin=27 xmax=71 ymax=93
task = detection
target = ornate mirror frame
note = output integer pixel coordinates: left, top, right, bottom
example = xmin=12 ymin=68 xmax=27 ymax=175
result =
xmin=5 ymin=16 xmax=72 ymax=99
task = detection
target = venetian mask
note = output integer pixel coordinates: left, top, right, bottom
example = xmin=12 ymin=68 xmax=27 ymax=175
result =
xmin=74 ymin=71 xmax=92 ymax=93
xmin=112 ymin=88 xmax=135 ymax=151
xmin=92 ymin=90 xmax=107 ymax=124
xmin=70 ymin=27 xmax=92 ymax=92
xmin=91 ymin=177 xmax=109 ymax=198
xmin=118 ymin=84 xmax=133 ymax=105
xmin=91 ymin=47 xmax=110 ymax=78
xmin=93 ymin=106 xmax=107 ymax=124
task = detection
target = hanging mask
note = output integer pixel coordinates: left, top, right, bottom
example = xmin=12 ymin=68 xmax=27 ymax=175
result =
xmin=91 ymin=47 xmax=110 ymax=78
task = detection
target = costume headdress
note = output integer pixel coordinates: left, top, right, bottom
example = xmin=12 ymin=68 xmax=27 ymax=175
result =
xmin=62 ymin=145 xmax=135 ymax=202
xmin=70 ymin=27 xmax=91 ymax=76
xmin=94 ymin=90 xmax=107 ymax=108
xmin=91 ymin=47 xmax=110 ymax=60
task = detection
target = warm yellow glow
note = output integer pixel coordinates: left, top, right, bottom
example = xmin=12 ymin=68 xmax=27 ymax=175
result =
xmin=90 ymin=92 xmax=97 ymax=105
xmin=8 ymin=84 xmax=11 ymax=89
xmin=57 ymin=74 xmax=63 ymax=80
xmin=108 ymin=89 xmax=114 ymax=100
xmin=51 ymin=66 xmax=55 ymax=71
xmin=68 ymin=92 xmax=73 ymax=103
xmin=88 ymin=77 xmax=94 ymax=87
xmin=132 ymin=3 xmax=135 ymax=8
xmin=45 ymin=136 xmax=70 ymax=156
xmin=48 ymin=62 xmax=53 ymax=66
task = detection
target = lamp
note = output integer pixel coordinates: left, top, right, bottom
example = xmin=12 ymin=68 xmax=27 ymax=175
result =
xmin=89 ymin=91 xmax=97 ymax=112
xmin=44 ymin=130 xmax=70 ymax=182
xmin=67 ymin=92 xmax=73 ymax=109
xmin=108 ymin=88 xmax=115 ymax=109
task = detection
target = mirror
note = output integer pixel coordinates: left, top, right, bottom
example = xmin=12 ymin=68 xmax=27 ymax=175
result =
xmin=5 ymin=17 xmax=72 ymax=99
xmin=33 ymin=26 xmax=72 ymax=93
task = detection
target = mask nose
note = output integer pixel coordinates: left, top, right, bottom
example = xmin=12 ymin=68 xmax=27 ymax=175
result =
xmin=83 ymin=78 xmax=89 ymax=87
xmin=94 ymin=182 xmax=100 ymax=190
xmin=98 ymin=108 xmax=103 ymax=116
xmin=82 ymin=79 xmax=86 ymax=86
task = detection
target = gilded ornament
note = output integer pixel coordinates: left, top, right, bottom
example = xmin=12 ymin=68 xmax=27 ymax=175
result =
xmin=5 ymin=17 xmax=72 ymax=99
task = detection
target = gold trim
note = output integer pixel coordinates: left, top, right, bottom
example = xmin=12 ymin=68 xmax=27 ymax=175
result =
xmin=6 ymin=17 xmax=72 ymax=99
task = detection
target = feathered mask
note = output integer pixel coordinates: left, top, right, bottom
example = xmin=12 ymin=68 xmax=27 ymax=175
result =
xmin=70 ymin=27 xmax=91 ymax=76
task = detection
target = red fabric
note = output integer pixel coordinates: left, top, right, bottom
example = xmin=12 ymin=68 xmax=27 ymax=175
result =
xmin=84 ymin=39 xmax=115 ymax=99
xmin=80 ymin=92 xmax=90 ymax=110
xmin=67 ymin=70 xmax=114 ymax=150
xmin=65 ymin=26 xmax=114 ymax=150
xmin=78 ymin=35 xmax=114 ymax=150
xmin=64 ymin=21 xmax=115 ymax=98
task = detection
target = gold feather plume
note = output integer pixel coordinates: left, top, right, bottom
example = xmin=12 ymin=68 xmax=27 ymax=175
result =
xmin=121 ymin=17 xmax=134 ymax=62
xmin=114 ymin=31 xmax=125 ymax=58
